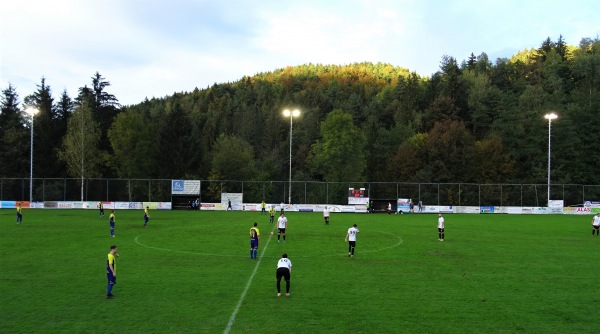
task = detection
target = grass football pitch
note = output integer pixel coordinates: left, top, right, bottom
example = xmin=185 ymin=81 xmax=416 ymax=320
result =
xmin=1 ymin=209 xmax=598 ymax=333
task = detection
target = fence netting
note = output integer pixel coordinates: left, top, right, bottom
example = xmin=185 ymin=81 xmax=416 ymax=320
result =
xmin=0 ymin=178 xmax=592 ymax=206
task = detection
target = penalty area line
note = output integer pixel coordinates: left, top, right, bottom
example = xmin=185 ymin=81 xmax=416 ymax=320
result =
xmin=223 ymin=226 xmax=276 ymax=334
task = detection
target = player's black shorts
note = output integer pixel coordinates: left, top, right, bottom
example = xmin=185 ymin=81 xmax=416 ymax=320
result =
xmin=250 ymin=239 xmax=259 ymax=249
xmin=594 ymin=225 xmax=600 ymax=230
xmin=276 ymin=267 xmax=290 ymax=281
xmin=438 ymin=228 xmax=445 ymax=232
xmin=348 ymin=241 xmax=356 ymax=247
xmin=278 ymin=228 xmax=286 ymax=233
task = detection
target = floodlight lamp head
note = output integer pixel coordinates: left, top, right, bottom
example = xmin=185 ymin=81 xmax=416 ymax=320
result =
xmin=283 ymin=109 xmax=300 ymax=118
xmin=25 ymin=106 xmax=39 ymax=116
xmin=544 ymin=112 xmax=558 ymax=120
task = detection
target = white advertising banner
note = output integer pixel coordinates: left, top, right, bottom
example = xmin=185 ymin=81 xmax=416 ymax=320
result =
xmin=493 ymin=207 xmax=508 ymax=214
xmin=114 ymin=202 xmax=130 ymax=210
xmin=456 ymin=206 xmax=481 ymax=214
xmin=506 ymin=207 xmax=524 ymax=214
xmin=200 ymin=203 xmax=217 ymax=211
xmin=157 ymin=202 xmax=172 ymax=210
xmin=244 ymin=203 xmax=261 ymax=211
xmin=221 ymin=193 xmax=243 ymax=208
xmin=348 ymin=197 xmax=369 ymax=205
xmin=340 ymin=205 xmax=357 ymax=213
xmin=129 ymin=202 xmax=144 ymax=209
xmin=439 ymin=206 xmax=454 ymax=213
xmin=142 ymin=202 xmax=157 ymax=210
xmin=277 ymin=203 xmax=294 ymax=212
xmin=171 ymin=180 xmax=201 ymax=195
xmin=354 ymin=205 xmax=368 ymax=213
xmin=296 ymin=205 xmax=314 ymax=212
xmin=57 ymin=202 xmax=73 ymax=209
xmin=563 ymin=207 xmax=592 ymax=215
xmin=521 ymin=207 xmax=548 ymax=214
xmin=422 ymin=206 xmax=454 ymax=213
xmin=549 ymin=207 xmax=564 ymax=214
xmin=423 ymin=206 xmax=438 ymax=213
xmin=548 ymin=200 xmax=564 ymax=208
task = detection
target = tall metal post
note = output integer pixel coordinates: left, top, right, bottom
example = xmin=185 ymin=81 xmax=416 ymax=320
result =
xmin=283 ymin=109 xmax=300 ymax=204
xmin=545 ymin=113 xmax=557 ymax=206
xmin=26 ymin=107 xmax=39 ymax=203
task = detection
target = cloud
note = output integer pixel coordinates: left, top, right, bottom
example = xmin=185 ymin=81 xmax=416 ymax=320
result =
xmin=251 ymin=1 xmax=414 ymax=67
xmin=1 ymin=0 xmax=599 ymax=105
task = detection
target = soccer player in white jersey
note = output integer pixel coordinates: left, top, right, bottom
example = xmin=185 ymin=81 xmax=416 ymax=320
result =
xmin=592 ymin=213 xmax=600 ymax=236
xmin=277 ymin=213 xmax=288 ymax=243
xmin=323 ymin=207 xmax=330 ymax=225
xmin=437 ymin=213 xmax=445 ymax=241
xmin=345 ymin=224 xmax=359 ymax=257
xmin=276 ymin=253 xmax=292 ymax=297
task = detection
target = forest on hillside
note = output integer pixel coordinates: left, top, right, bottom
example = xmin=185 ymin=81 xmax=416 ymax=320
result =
xmin=1 ymin=35 xmax=600 ymax=190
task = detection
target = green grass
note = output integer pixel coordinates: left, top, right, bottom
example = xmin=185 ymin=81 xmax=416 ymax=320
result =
xmin=1 ymin=209 xmax=598 ymax=333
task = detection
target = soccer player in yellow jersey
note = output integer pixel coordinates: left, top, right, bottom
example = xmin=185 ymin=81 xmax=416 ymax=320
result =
xmin=16 ymin=203 xmax=23 ymax=224
xmin=109 ymin=211 xmax=116 ymax=237
xmin=250 ymin=222 xmax=260 ymax=259
xmin=143 ymin=206 xmax=150 ymax=227
xmin=268 ymin=206 xmax=276 ymax=224
xmin=106 ymin=245 xmax=119 ymax=298
xmin=261 ymin=201 xmax=266 ymax=214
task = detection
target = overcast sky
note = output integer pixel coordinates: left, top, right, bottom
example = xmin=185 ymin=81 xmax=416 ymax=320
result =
xmin=1 ymin=0 xmax=598 ymax=106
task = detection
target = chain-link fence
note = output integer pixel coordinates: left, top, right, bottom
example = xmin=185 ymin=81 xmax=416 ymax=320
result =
xmin=2 ymin=178 xmax=598 ymax=206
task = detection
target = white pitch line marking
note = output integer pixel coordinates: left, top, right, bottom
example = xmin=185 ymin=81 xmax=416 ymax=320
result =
xmin=223 ymin=227 xmax=276 ymax=334
xmin=360 ymin=230 xmax=403 ymax=253
xmin=134 ymin=233 xmax=244 ymax=257
xmin=135 ymin=228 xmax=402 ymax=258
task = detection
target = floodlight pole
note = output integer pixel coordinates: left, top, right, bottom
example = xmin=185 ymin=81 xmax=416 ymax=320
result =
xmin=26 ymin=107 xmax=39 ymax=204
xmin=545 ymin=112 xmax=558 ymax=207
xmin=283 ymin=109 xmax=300 ymax=204
xmin=288 ymin=114 xmax=293 ymax=204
